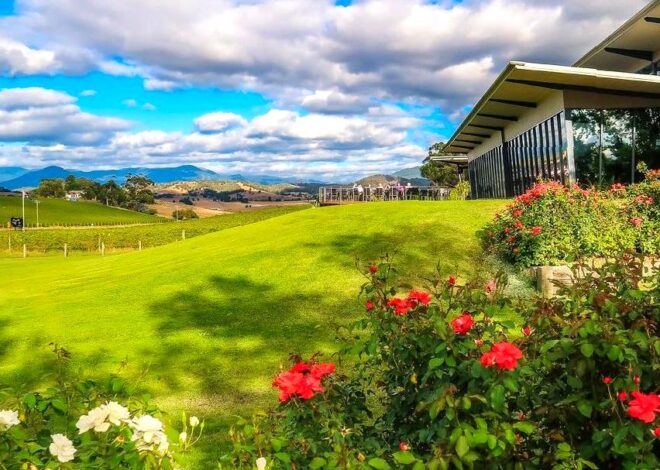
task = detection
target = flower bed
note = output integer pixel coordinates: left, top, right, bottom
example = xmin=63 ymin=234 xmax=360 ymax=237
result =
xmin=480 ymin=169 xmax=659 ymax=268
xmin=221 ymin=256 xmax=659 ymax=469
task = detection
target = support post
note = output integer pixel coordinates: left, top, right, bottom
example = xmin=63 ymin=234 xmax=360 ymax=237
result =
xmin=139 ymin=240 xmax=142 ymax=251
xmin=101 ymin=242 xmax=105 ymax=256
xmin=501 ymin=130 xmax=515 ymax=198
xmin=182 ymin=230 xmax=186 ymax=240
xmin=64 ymin=243 xmax=68 ymax=257
xmin=23 ymin=244 xmax=26 ymax=258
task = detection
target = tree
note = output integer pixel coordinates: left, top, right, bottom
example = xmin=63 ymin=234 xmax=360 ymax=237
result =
xmin=172 ymin=208 xmax=198 ymax=220
xmin=122 ymin=174 xmax=154 ymax=211
xmin=420 ymin=160 xmax=459 ymax=187
xmin=35 ymin=179 xmax=65 ymax=198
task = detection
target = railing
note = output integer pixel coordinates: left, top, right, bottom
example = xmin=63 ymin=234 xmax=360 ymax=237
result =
xmin=318 ymin=186 xmax=449 ymax=204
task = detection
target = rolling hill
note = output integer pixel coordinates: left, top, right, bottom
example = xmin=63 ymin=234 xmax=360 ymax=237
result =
xmin=0 ymin=195 xmax=162 ymax=227
xmin=0 ymin=200 xmax=506 ymax=465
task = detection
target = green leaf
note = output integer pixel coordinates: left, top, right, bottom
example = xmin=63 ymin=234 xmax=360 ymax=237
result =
xmin=23 ymin=393 xmax=36 ymax=409
xmin=270 ymin=438 xmax=282 ymax=452
xmin=503 ymin=377 xmax=518 ymax=392
xmin=513 ymin=421 xmax=536 ymax=434
xmin=455 ymin=436 xmax=469 ymax=458
xmin=580 ymin=343 xmax=594 ymax=358
xmin=393 ymin=452 xmax=417 ymax=465
xmin=412 ymin=462 xmax=426 ymax=470
xmin=429 ymin=357 xmax=444 ymax=370
xmin=472 ymin=429 xmax=489 ymax=445
xmin=309 ymin=457 xmax=327 ymax=469
xmin=275 ymin=452 xmax=291 ymax=463
xmin=368 ymin=458 xmax=392 ymax=470
xmin=50 ymin=399 xmax=67 ymax=412
xmin=540 ymin=340 xmax=559 ymax=354
xmin=489 ymin=385 xmax=505 ymax=411
xmin=576 ymin=400 xmax=592 ymax=418
xmin=567 ymin=376 xmax=582 ymax=390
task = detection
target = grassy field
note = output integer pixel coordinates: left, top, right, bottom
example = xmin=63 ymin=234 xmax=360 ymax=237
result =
xmin=0 ymin=196 xmax=162 ymax=227
xmin=0 ymin=205 xmax=309 ymax=255
xmin=0 ymin=200 xmax=506 ymax=465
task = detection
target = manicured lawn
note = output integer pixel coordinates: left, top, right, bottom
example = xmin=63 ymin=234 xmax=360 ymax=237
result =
xmin=0 ymin=200 xmax=506 ymax=466
xmin=0 ymin=195 xmax=162 ymax=227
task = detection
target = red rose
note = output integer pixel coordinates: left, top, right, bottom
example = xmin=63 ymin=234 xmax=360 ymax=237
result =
xmin=602 ymin=376 xmax=613 ymax=385
xmin=407 ymin=289 xmax=431 ymax=306
xmin=503 ymin=227 xmax=510 ymax=234
xmin=521 ymin=326 xmax=532 ymax=336
xmin=447 ymin=275 xmax=456 ymax=286
xmin=399 ymin=442 xmax=410 ymax=452
xmin=514 ymin=220 xmax=524 ymax=230
xmin=512 ymin=247 xmax=519 ymax=254
xmin=617 ymin=391 xmax=628 ymax=401
xmin=633 ymin=375 xmax=640 ymax=385
xmin=654 ymin=427 xmax=660 ymax=438
xmin=627 ymin=391 xmax=660 ymax=423
xmin=531 ymin=226 xmax=542 ymax=236
xmin=273 ymin=360 xmax=335 ymax=403
xmin=387 ymin=297 xmax=414 ymax=316
xmin=480 ymin=342 xmax=523 ymax=371
xmin=365 ymin=300 xmax=374 ymax=311
xmin=629 ymin=217 xmax=643 ymax=227
xmin=450 ymin=312 xmax=474 ymax=335
xmin=512 ymin=209 xmax=522 ymax=218
xmin=368 ymin=264 xmax=378 ymax=273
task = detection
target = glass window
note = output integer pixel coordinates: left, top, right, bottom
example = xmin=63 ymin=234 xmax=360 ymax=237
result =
xmin=571 ymin=109 xmax=602 ymax=186
xmin=602 ymin=109 xmax=634 ymax=185
xmin=633 ymin=108 xmax=660 ymax=181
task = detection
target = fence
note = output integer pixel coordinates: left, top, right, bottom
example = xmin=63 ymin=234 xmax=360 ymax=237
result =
xmin=318 ymin=186 xmax=449 ymax=204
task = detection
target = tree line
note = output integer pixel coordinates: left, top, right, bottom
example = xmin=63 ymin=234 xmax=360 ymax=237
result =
xmin=34 ymin=174 xmax=156 ymax=213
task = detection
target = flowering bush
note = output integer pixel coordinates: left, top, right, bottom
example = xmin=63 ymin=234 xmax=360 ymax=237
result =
xmin=0 ymin=345 xmax=200 ymax=468
xmin=481 ymin=171 xmax=659 ymax=267
xmin=221 ymin=256 xmax=659 ymax=469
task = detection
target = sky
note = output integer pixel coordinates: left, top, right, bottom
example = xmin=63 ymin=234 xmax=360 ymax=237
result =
xmin=0 ymin=0 xmax=650 ymax=181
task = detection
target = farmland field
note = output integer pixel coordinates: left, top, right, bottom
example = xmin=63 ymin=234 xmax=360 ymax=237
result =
xmin=0 ymin=200 xmax=506 ymax=466
xmin=0 ymin=196 xmax=162 ymax=227
xmin=0 ymin=205 xmax=309 ymax=255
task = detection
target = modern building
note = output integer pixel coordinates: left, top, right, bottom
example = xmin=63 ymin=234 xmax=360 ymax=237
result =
xmin=444 ymin=1 xmax=660 ymax=199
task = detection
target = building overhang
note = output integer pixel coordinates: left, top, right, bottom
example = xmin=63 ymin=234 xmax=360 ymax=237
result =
xmin=424 ymin=154 xmax=469 ymax=168
xmin=444 ymin=62 xmax=660 ymax=154
xmin=574 ymin=0 xmax=660 ymax=72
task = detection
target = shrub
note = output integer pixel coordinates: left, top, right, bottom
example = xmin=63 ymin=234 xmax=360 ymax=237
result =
xmin=220 ymin=256 xmax=659 ymax=469
xmin=0 ymin=345 xmax=201 ymax=468
xmin=448 ymin=181 xmax=470 ymax=200
xmin=172 ymin=207 xmax=199 ymax=220
xmin=481 ymin=175 xmax=659 ymax=267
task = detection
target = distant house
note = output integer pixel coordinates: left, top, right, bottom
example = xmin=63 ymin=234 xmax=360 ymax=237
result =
xmin=65 ymin=191 xmax=84 ymax=202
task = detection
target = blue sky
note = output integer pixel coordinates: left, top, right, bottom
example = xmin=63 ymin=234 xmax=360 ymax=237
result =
xmin=0 ymin=0 xmax=647 ymax=180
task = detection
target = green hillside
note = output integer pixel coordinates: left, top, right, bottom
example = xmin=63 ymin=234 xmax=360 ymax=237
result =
xmin=0 ymin=200 xmax=506 ymax=465
xmin=0 ymin=196 xmax=162 ymax=227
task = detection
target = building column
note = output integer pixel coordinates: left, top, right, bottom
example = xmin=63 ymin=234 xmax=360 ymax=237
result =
xmin=501 ymin=130 xmax=515 ymax=198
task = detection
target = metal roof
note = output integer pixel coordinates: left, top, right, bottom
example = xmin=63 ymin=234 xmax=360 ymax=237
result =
xmin=574 ymin=0 xmax=660 ymax=72
xmin=444 ymin=62 xmax=660 ymax=154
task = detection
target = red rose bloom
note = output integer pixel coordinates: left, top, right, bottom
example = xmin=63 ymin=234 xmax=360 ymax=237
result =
xmin=447 ymin=275 xmax=456 ymax=286
xmin=450 ymin=312 xmax=474 ymax=335
xmin=399 ymin=442 xmax=410 ymax=452
xmin=387 ymin=297 xmax=414 ymax=316
xmin=627 ymin=391 xmax=660 ymax=423
xmin=521 ymin=326 xmax=532 ymax=336
xmin=407 ymin=289 xmax=431 ymax=306
xmin=602 ymin=376 xmax=613 ymax=385
xmin=514 ymin=220 xmax=524 ymax=230
xmin=273 ymin=360 xmax=335 ymax=403
xmin=368 ymin=264 xmax=378 ymax=273
xmin=629 ymin=217 xmax=643 ymax=227
xmin=617 ymin=391 xmax=628 ymax=401
xmin=531 ymin=226 xmax=542 ymax=236
xmin=512 ymin=247 xmax=519 ymax=254
xmin=512 ymin=209 xmax=522 ymax=218
xmin=365 ymin=300 xmax=374 ymax=311
xmin=480 ymin=342 xmax=523 ymax=371
xmin=654 ymin=427 xmax=660 ymax=438
xmin=633 ymin=375 xmax=640 ymax=385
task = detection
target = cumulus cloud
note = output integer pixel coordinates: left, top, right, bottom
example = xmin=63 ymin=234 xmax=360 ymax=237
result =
xmin=0 ymin=87 xmax=131 ymax=145
xmin=194 ymin=112 xmax=247 ymax=133
xmin=122 ymin=98 xmax=138 ymax=108
xmin=80 ymin=89 xmax=97 ymax=96
xmin=0 ymin=0 xmax=648 ymax=110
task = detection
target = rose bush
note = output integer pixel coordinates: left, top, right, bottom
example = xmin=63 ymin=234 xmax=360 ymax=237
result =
xmin=221 ymin=255 xmax=658 ymax=469
xmin=0 ymin=345 xmax=200 ymax=468
xmin=480 ymin=168 xmax=659 ymax=267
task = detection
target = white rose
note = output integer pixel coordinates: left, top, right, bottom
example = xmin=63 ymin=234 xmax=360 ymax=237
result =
xmin=256 ymin=456 xmax=267 ymax=470
xmin=49 ymin=434 xmax=76 ymax=463
xmin=179 ymin=431 xmax=188 ymax=442
xmin=0 ymin=410 xmax=20 ymax=431
xmin=103 ymin=401 xmax=130 ymax=425
xmin=189 ymin=416 xmax=200 ymax=427
xmin=76 ymin=406 xmax=110 ymax=434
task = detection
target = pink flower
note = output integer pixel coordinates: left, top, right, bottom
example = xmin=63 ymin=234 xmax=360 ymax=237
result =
xmin=629 ymin=217 xmax=643 ymax=227
xmin=521 ymin=326 xmax=532 ymax=337
xmin=531 ymin=226 xmax=542 ymax=236
xmin=485 ymin=279 xmax=497 ymax=295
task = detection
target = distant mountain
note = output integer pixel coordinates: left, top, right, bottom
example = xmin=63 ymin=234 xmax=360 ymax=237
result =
xmin=393 ymin=166 xmax=423 ymax=179
xmin=0 ymin=165 xmax=328 ymax=190
xmin=0 ymin=166 xmax=28 ymax=183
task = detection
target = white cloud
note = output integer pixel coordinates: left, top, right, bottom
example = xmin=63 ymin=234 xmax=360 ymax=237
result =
xmin=194 ymin=112 xmax=247 ymax=133
xmin=0 ymin=36 xmax=59 ymax=75
xmin=122 ymin=98 xmax=137 ymax=108
xmin=0 ymin=87 xmax=131 ymax=146
xmin=80 ymin=89 xmax=97 ymax=96
xmin=142 ymin=102 xmax=157 ymax=111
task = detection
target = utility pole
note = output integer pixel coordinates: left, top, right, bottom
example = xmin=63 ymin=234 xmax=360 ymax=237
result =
xmin=21 ymin=190 xmax=25 ymax=231
xmin=34 ymin=199 xmax=40 ymax=227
